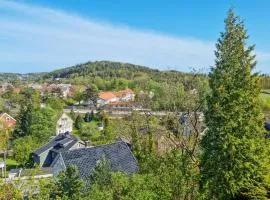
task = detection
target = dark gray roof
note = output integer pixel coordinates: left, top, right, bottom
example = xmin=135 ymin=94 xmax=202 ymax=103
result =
xmin=52 ymin=141 xmax=138 ymax=180
xmin=33 ymin=133 xmax=82 ymax=155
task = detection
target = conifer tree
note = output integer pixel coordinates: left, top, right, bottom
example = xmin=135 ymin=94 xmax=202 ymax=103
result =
xmin=75 ymin=115 xmax=83 ymax=130
xmin=200 ymin=9 xmax=269 ymax=199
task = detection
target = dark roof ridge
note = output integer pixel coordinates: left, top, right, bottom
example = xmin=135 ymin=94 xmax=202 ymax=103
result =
xmin=61 ymin=141 xmax=130 ymax=154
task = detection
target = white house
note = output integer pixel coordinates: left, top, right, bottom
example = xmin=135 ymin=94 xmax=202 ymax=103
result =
xmin=56 ymin=113 xmax=73 ymax=135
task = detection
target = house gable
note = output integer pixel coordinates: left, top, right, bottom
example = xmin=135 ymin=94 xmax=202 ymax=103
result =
xmin=32 ymin=133 xmax=85 ymax=167
xmin=0 ymin=113 xmax=17 ymax=128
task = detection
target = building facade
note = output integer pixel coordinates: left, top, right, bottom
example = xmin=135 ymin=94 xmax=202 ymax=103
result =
xmin=56 ymin=113 xmax=73 ymax=135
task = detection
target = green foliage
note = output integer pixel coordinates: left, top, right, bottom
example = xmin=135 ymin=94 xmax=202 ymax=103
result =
xmin=83 ymin=85 xmax=99 ymax=106
xmin=200 ymin=9 xmax=270 ymax=199
xmin=79 ymin=121 xmax=99 ymax=141
xmin=14 ymin=106 xmax=56 ymax=142
xmin=42 ymin=60 xmax=208 ymax=111
xmin=44 ymin=97 xmax=64 ymax=112
xmin=85 ymin=149 xmax=199 ymax=200
xmin=89 ymin=156 xmax=112 ymax=187
xmin=69 ymin=109 xmax=76 ymax=120
xmin=74 ymin=115 xmax=83 ymax=130
xmin=13 ymin=136 xmax=37 ymax=166
xmin=29 ymin=107 xmax=57 ymax=142
xmin=0 ymin=181 xmax=22 ymax=200
xmin=20 ymin=88 xmax=41 ymax=110
xmin=12 ymin=102 xmax=57 ymax=166
xmin=1 ymin=87 xmax=22 ymax=110
xmin=260 ymin=93 xmax=270 ymax=111
xmin=53 ymin=165 xmax=85 ymax=200
xmin=84 ymin=112 xmax=93 ymax=122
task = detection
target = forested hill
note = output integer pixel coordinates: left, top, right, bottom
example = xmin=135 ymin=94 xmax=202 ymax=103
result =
xmin=42 ymin=60 xmax=203 ymax=87
xmin=44 ymin=61 xmax=159 ymax=79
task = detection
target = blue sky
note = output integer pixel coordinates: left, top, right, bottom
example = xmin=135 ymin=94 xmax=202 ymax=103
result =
xmin=0 ymin=0 xmax=270 ymax=73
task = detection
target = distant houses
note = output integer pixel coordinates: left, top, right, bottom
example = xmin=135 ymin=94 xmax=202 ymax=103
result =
xmin=97 ymin=89 xmax=135 ymax=107
xmin=0 ymin=83 xmax=14 ymax=93
xmin=45 ymin=84 xmax=72 ymax=98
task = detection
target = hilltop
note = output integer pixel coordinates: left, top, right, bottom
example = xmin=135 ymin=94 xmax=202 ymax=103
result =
xmin=41 ymin=61 xmax=204 ymax=90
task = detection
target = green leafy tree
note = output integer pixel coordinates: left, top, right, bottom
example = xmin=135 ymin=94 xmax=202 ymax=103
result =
xmin=29 ymin=107 xmax=56 ymax=142
xmin=45 ymin=97 xmax=64 ymax=112
xmin=89 ymin=156 xmax=112 ymax=187
xmin=83 ymin=84 xmax=99 ymax=107
xmin=13 ymin=136 xmax=37 ymax=166
xmin=73 ymin=89 xmax=84 ymax=105
xmin=14 ymin=106 xmax=56 ymax=143
xmin=53 ymin=165 xmax=85 ymax=200
xmin=79 ymin=121 xmax=99 ymax=141
xmin=69 ymin=109 xmax=76 ymax=120
xmin=0 ymin=182 xmax=22 ymax=200
xmin=200 ymin=9 xmax=269 ymax=199
xmin=20 ymin=88 xmax=41 ymax=110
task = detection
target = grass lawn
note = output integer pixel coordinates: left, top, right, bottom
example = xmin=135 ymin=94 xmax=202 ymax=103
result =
xmin=0 ymin=157 xmax=18 ymax=172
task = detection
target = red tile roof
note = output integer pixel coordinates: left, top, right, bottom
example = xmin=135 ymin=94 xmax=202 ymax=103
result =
xmin=99 ymin=92 xmax=117 ymax=101
xmin=99 ymin=89 xmax=134 ymax=101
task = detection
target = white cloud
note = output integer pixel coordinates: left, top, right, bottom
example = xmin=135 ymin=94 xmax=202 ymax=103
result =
xmin=0 ymin=1 xmax=269 ymax=73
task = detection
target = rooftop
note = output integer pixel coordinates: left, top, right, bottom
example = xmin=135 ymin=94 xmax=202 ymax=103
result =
xmin=33 ymin=132 xmax=82 ymax=155
xmin=52 ymin=141 xmax=138 ymax=180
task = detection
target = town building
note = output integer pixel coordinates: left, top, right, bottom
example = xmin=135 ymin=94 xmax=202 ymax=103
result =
xmin=45 ymin=84 xmax=72 ymax=98
xmin=97 ymin=89 xmax=135 ymax=107
xmin=0 ymin=113 xmax=17 ymax=129
xmin=56 ymin=113 xmax=73 ymax=135
xmin=32 ymin=132 xmax=86 ymax=167
xmin=51 ymin=141 xmax=138 ymax=180
xmin=0 ymin=83 xmax=13 ymax=93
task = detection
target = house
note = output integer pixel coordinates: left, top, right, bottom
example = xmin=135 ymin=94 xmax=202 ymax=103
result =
xmin=180 ymin=112 xmax=205 ymax=136
xmin=51 ymin=141 xmax=138 ymax=180
xmin=58 ymin=84 xmax=72 ymax=98
xmin=115 ymin=89 xmax=135 ymax=102
xmin=28 ymin=83 xmax=43 ymax=90
xmin=56 ymin=113 xmax=73 ymax=135
xmin=97 ymin=89 xmax=135 ymax=107
xmin=45 ymin=84 xmax=72 ymax=98
xmin=0 ymin=113 xmax=16 ymax=129
xmin=32 ymin=132 xmax=86 ymax=167
xmin=0 ymin=83 xmax=13 ymax=93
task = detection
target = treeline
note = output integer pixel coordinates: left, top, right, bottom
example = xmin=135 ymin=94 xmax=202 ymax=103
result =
xmin=43 ymin=61 xmax=207 ymax=88
xmin=42 ymin=61 xmax=209 ymax=111
xmin=261 ymin=74 xmax=270 ymax=90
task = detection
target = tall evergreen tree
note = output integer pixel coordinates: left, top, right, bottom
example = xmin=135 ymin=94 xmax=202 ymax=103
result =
xmin=200 ymin=9 xmax=269 ymax=199
xmin=75 ymin=115 xmax=83 ymax=130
